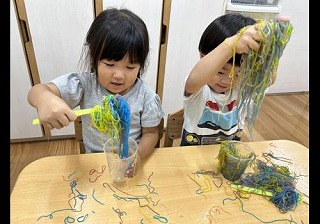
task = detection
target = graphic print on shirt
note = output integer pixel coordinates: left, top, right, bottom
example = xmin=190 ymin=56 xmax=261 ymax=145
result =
xmin=198 ymin=100 xmax=238 ymax=131
xmin=180 ymin=99 xmax=242 ymax=146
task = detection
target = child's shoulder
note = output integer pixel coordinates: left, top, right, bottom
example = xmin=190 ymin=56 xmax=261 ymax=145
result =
xmin=134 ymin=78 xmax=156 ymax=93
xmin=76 ymin=72 xmax=97 ymax=84
xmin=129 ymin=79 xmax=159 ymax=102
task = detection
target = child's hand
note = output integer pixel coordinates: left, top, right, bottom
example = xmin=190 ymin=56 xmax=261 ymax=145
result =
xmin=37 ymin=96 xmax=77 ymax=130
xmin=226 ymin=24 xmax=262 ymax=55
xmin=125 ymin=154 xmax=140 ymax=178
xmin=226 ymin=15 xmax=291 ymax=55
xmin=275 ymin=15 xmax=290 ymax=22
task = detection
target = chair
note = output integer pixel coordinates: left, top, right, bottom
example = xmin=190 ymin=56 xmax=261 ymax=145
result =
xmin=74 ymin=116 xmax=164 ymax=153
xmin=74 ymin=117 xmax=86 ymax=154
xmin=156 ymin=118 xmax=164 ymax=148
xmin=163 ymin=108 xmax=184 ymax=147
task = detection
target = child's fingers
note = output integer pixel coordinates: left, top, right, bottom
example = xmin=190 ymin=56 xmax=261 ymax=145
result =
xmin=246 ymin=25 xmax=261 ymax=51
xmin=275 ymin=15 xmax=290 ymax=22
xmin=249 ymin=40 xmax=260 ymax=52
xmin=125 ymin=160 xmax=138 ymax=178
xmin=44 ymin=123 xmax=54 ymax=130
xmin=234 ymin=25 xmax=261 ymax=54
xmin=125 ymin=168 xmax=134 ymax=177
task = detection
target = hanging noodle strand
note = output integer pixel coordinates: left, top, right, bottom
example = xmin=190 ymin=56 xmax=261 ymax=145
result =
xmin=90 ymin=95 xmax=131 ymax=158
xmin=226 ymin=19 xmax=294 ymax=139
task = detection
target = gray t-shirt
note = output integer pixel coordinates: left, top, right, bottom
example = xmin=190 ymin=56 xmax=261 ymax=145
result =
xmin=51 ymin=72 xmax=165 ymax=153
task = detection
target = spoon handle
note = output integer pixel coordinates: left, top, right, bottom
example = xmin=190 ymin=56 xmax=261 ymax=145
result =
xmin=32 ymin=108 xmax=93 ymax=125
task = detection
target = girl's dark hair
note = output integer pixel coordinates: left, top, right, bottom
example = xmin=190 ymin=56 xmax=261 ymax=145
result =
xmin=80 ymin=8 xmax=149 ymax=77
xmin=198 ymin=13 xmax=256 ymax=66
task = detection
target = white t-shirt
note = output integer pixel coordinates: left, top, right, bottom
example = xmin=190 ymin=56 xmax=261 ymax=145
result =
xmin=181 ymin=84 xmax=245 ymax=146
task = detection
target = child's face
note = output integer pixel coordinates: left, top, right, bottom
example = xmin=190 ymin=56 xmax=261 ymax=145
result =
xmin=208 ymin=63 xmax=240 ymax=94
xmin=97 ymin=54 xmax=141 ymax=95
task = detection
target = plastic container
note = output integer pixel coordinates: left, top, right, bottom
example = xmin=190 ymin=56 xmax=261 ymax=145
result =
xmin=217 ymin=140 xmax=256 ymax=181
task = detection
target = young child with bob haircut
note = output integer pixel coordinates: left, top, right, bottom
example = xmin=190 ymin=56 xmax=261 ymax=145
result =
xmin=28 ymin=8 xmax=165 ymax=164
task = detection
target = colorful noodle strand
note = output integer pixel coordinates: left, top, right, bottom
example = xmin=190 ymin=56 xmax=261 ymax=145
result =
xmin=90 ymin=94 xmax=131 ymax=158
xmin=237 ymin=20 xmax=294 ymax=138
xmin=234 ymin=159 xmax=300 ymax=213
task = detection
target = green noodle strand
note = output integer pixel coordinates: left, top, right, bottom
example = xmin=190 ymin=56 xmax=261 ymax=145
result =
xmin=236 ymin=20 xmax=294 ymax=139
xmin=90 ymin=95 xmax=131 ymax=158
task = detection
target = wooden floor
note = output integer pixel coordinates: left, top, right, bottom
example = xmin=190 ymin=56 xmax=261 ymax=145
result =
xmin=10 ymin=92 xmax=309 ymax=195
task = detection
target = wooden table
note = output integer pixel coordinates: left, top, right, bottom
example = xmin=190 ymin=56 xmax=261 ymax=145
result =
xmin=10 ymin=140 xmax=309 ymax=223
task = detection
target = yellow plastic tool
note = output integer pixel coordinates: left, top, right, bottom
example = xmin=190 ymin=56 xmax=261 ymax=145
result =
xmin=32 ymin=108 xmax=93 ymax=125
xmin=231 ymin=184 xmax=273 ymax=197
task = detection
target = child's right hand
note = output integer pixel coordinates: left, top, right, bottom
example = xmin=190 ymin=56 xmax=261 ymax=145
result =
xmin=226 ymin=15 xmax=290 ymax=56
xmin=36 ymin=96 xmax=77 ymax=130
xmin=225 ymin=24 xmax=262 ymax=55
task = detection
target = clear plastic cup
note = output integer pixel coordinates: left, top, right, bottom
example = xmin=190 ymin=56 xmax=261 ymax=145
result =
xmin=104 ymin=137 xmax=138 ymax=182
xmin=218 ymin=140 xmax=256 ymax=181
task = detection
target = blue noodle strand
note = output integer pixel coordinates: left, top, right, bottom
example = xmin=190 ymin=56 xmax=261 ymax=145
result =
xmin=90 ymin=94 xmax=131 ymax=158
xmin=237 ymin=20 xmax=294 ymax=139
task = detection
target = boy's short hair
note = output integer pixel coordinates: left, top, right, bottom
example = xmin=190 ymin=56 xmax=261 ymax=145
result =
xmin=199 ymin=13 xmax=256 ymax=66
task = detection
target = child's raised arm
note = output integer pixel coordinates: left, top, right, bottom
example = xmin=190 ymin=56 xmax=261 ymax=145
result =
xmin=185 ymin=24 xmax=261 ymax=96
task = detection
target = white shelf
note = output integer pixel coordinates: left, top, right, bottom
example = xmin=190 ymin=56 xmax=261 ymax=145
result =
xmin=226 ymin=2 xmax=282 ymax=13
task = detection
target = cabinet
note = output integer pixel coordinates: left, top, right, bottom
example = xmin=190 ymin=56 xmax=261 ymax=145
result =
xmin=10 ymin=0 xmax=43 ymax=140
xmin=11 ymin=0 xmax=95 ymax=140
xmin=21 ymin=0 xmax=94 ymax=137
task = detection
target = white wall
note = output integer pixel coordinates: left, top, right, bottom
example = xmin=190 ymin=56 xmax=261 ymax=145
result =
xmin=267 ymin=0 xmax=309 ymax=93
xmin=162 ymin=0 xmax=226 ymax=119
xmin=223 ymin=0 xmax=309 ymax=93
